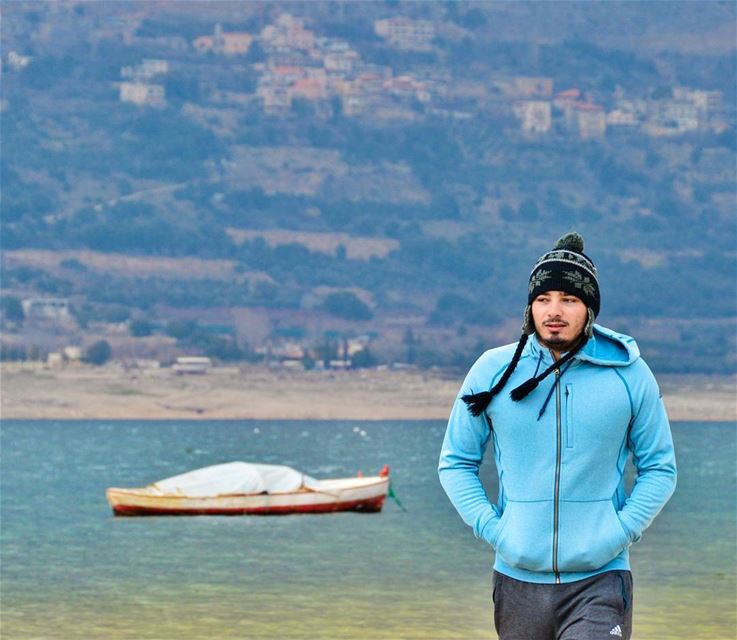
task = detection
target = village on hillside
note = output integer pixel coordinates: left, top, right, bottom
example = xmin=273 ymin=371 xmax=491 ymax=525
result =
xmin=4 ymin=12 xmax=731 ymax=137
xmin=1 ymin=4 xmax=734 ymax=376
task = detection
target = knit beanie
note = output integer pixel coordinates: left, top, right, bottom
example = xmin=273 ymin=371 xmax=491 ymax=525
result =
xmin=528 ymin=232 xmax=600 ymax=316
xmin=462 ymin=231 xmax=597 ymax=417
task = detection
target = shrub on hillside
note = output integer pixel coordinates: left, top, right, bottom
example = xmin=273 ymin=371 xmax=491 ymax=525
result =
xmin=323 ymin=292 xmax=373 ymax=321
xmin=84 ymin=340 xmax=112 ymax=366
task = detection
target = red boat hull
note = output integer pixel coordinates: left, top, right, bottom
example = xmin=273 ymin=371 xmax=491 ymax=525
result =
xmin=111 ymin=494 xmax=386 ymax=516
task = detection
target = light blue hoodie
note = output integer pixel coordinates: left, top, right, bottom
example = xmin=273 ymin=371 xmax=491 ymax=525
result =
xmin=438 ymin=324 xmax=677 ymax=584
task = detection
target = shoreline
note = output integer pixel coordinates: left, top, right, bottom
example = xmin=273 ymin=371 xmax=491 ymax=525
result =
xmin=1 ymin=363 xmax=735 ymax=422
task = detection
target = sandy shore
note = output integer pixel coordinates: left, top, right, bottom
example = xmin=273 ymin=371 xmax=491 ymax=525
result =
xmin=1 ymin=363 xmax=735 ymax=422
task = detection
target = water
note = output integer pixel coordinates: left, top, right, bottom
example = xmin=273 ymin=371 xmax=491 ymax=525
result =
xmin=1 ymin=420 xmax=735 ymax=640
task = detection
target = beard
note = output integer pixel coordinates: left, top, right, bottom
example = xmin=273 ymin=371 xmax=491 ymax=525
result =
xmin=537 ymin=332 xmax=585 ymax=355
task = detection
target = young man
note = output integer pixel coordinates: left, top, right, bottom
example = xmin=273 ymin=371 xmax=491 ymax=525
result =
xmin=438 ymin=232 xmax=676 ymax=640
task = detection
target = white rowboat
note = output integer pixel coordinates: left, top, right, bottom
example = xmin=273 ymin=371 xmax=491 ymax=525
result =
xmin=106 ymin=462 xmax=390 ymax=516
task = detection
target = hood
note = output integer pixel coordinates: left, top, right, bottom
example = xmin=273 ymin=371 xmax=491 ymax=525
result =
xmin=580 ymin=324 xmax=640 ymax=366
xmin=527 ymin=323 xmax=640 ymax=368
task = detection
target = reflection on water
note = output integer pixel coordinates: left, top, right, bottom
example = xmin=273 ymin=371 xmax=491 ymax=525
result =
xmin=1 ymin=420 xmax=735 ymax=639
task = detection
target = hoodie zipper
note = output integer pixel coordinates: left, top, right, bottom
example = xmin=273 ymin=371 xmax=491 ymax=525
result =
xmin=552 ymin=367 xmax=562 ymax=583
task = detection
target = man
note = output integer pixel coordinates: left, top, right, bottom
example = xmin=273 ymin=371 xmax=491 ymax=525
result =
xmin=438 ymin=232 xmax=676 ymax=640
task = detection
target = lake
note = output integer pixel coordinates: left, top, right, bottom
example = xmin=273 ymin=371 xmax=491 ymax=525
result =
xmin=1 ymin=420 xmax=735 ymax=639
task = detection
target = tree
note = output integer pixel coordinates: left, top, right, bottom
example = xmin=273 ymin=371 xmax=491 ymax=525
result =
xmin=0 ymin=343 xmax=27 ymax=361
xmin=129 ymin=319 xmax=153 ymax=337
xmin=84 ymin=340 xmax=112 ymax=366
xmin=403 ymin=328 xmax=417 ymax=364
xmin=166 ymin=320 xmax=198 ymax=340
xmin=351 ymin=348 xmax=377 ymax=368
xmin=1 ymin=296 xmax=25 ymax=324
xmin=314 ymin=336 xmax=338 ymax=367
xmin=323 ymin=292 xmax=373 ymax=321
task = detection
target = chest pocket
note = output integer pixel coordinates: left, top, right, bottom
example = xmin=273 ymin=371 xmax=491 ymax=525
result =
xmin=565 ymin=383 xmax=574 ymax=448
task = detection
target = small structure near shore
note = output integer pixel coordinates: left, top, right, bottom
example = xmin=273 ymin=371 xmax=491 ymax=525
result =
xmin=172 ymin=356 xmax=211 ymax=375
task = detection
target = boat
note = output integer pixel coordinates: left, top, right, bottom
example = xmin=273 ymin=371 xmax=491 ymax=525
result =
xmin=106 ymin=461 xmax=390 ymax=516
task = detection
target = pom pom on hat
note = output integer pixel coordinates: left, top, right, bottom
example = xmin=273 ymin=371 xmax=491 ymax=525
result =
xmin=554 ymin=231 xmax=585 ymax=253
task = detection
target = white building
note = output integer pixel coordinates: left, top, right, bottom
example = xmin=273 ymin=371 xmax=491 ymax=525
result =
xmin=173 ymin=356 xmax=212 ymax=374
xmin=121 ymin=59 xmax=169 ymax=81
xmin=22 ymin=298 xmax=72 ymax=321
xmin=374 ymin=17 xmax=435 ymax=50
xmin=606 ymin=109 xmax=639 ymax=127
xmin=120 ymin=82 xmax=165 ymax=106
xmin=261 ymin=13 xmax=315 ymax=52
xmin=661 ymin=101 xmax=700 ymax=132
xmin=574 ymin=103 xmax=607 ymax=139
xmin=673 ymin=86 xmax=723 ymax=118
xmin=7 ymin=51 xmax=32 ymax=70
xmin=513 ymin=100 xmax=552 ymax=133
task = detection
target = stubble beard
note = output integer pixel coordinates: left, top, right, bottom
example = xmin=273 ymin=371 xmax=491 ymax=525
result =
xmin=537 ymin=331 xmax=585 ymax=355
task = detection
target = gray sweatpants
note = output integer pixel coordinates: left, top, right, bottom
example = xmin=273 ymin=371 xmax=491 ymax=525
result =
xmin=492 ymin=570 xmax=633 ymax=640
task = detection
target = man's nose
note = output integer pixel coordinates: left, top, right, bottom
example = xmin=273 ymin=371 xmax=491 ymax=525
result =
xmin=546 ymin=300 xmax=563 ymax=317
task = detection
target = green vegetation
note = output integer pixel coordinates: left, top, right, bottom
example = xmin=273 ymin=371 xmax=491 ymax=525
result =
xmin=323 ymin=292 xmax=373 ymax=321
xmin=84 ymin=340 xmax=112 ymax=366
xmin=1 ymin=296 xmax=25 ymax=324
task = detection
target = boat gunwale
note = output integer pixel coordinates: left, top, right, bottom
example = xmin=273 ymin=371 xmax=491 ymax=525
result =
xmin=106 ymin=476 xmax=389 ymax=500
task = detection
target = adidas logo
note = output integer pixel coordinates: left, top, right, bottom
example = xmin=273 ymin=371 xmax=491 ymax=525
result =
xmin=609 ymin=625 xmax=623 ymax=637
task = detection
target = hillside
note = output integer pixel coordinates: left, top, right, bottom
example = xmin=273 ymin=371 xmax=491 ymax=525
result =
xmin=1 ymin=1 xmax=735 ymax=373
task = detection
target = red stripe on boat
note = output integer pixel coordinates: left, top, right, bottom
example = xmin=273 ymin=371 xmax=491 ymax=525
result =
xmin=112 ymin=495 xmax=386 ymax=516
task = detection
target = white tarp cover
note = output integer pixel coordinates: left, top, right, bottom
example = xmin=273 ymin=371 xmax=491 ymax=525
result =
xmin=151 ymin=462 xmax=321 ymax=497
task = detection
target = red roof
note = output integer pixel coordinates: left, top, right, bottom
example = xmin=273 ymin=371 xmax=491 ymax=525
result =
xmin=573 ymin=102 xmax=603 ymax=111
xmin=556 ymin=89 xmax=581 ymax=99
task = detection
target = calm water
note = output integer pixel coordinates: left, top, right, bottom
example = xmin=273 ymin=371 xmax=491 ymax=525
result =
xmin=1 ymin=420 xmax=735 ymax=640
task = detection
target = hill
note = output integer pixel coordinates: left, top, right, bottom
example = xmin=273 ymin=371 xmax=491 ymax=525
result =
xmin=1 ymin=1 xmax=735 ymax=373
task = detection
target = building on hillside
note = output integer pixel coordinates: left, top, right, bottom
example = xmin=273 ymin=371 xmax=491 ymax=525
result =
xmin=63 ymin=346 xmax=82 ymax=362
xmin=257 ymin=341 xmax=305 ymax=368
xmin=121 ymin=58 xmax=168 ymax=81
xmin=374 ymin=17 xmax=435 ymax=50
xmin=22 ymin=298 xmax=73 ymax=322
xmin=258 ymin=84 xmax=291 ymax=113
xmin=384 ymin=75 xmax=426 ymax=97
xmin=193 ymin=24 xmax=253 ymax=55
xmin=257 ymin=63 xmax=309 ymax=113
xmin=575 ymin=102 xmax=606 ymax=139
xmin=118 ymin=58 xmax=167 ymax=107
xmin=261 ymin=13 xmax=315 ymax=52
xmin=607 ymin=98 xmax=647 ymax=129
xmin=47 ymin=352 xmax=65 ymax=368
xmin=342 ymin=92 xmax=366 ymax=117
xmin=661 ymin=100 xmax=700 ymax=132
xmin=7 ymin=51 xmax=32 ymax=70
xmin=553 ymin=88 xmax=581 ymax=111
xmin=513 ymin=100 xmax=552 ymax=133
xmin=173 ymin=356 xmax=211 ymax=374
xmin=673 ymin=86 xmax=723 ymax=123
xmin=323 ymin=48 xmax=359 ymax=75
xmin=501 ymin=76 xmax=554 ymax=98
xmin=606 ymin=108 xmax=639 ymax=127
xmin=119 ymin=82 xmax=165 ymax=107
xmin=288 ymin=75 xmax=328 ymax=102
xmin=139 ymin=58 xmax=168 ymax=77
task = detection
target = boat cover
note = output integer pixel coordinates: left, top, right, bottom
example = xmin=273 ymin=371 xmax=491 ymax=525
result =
xmin=151 ymin=462 xmax=321 ymax=497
